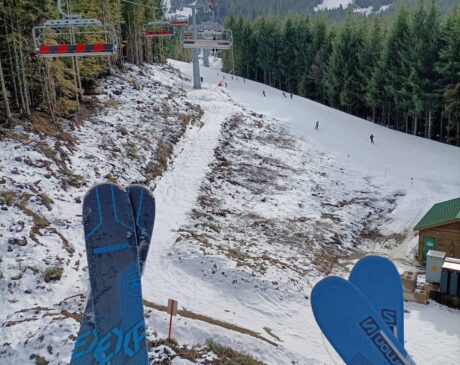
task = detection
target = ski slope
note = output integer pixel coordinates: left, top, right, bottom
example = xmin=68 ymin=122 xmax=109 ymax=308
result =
xmin=1 ymin=60 xmax=459 ymax=364
xmin=170 ymin=60 xmax=460 ymax=246
xmin=135 ymin=60 xmax=460 ymax=364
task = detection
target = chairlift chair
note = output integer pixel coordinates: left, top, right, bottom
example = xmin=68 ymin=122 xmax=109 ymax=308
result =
xmin=144 ymin=21 xmax=174 ymax=38
xmin=181 ymin=28 xmax=232 ymax=50
xmin=169 ymin=15 xmax=189 ymax=27
xmin=32 ymin=0 xmax=117 ymax=58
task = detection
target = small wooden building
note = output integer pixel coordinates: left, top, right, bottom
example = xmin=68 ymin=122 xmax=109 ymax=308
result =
xmin=414 ymin=197 xmax=460 ymax=262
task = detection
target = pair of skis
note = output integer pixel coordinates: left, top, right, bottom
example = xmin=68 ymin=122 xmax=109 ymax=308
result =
xmin=70 ymin=183 xmax=155 ymax=365
xmin=311 ymin=256 xmax=416 ymax=365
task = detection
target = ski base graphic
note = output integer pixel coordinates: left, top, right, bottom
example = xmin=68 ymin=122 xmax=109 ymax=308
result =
xmin=311 ymin=277 xmax=415 ymax=365
xmin=71 ymin=183 xmax=152 ymax=365
xmin=349 ymin=255 xmax=405 ymax=345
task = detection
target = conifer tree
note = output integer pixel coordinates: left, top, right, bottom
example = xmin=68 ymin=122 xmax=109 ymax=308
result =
xmin=381 ymin=5 xmax=413 ymax=130
xmin=437 ymin=5 xmax=460 ymax=145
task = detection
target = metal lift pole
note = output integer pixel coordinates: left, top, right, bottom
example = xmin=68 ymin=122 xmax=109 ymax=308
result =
xmin=203 ymin=49 xmax=210 ymax=67
xmin=192 ymin=4 xmax=201 ymax=89
xmin=57 ymin=0 xmax=79 ymax=18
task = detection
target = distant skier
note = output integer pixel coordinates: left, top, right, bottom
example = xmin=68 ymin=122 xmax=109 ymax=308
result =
xmin=283 ymin=92 xmax=287 ymax=98
xmin=290 ymin=93 xmax=293 ymax=100
xmin=370 ymin=134 xmax=375 ymax=144
xmin=243 ymin=78 xmax=246 ymax=83
xmin=315 ymin=121 xmax=319 ymax=130
xmin=263 ymin=90 xmax=266 ymax=97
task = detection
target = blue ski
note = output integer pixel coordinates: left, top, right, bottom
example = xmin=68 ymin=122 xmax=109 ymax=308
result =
xmin=70 ymin=183 xmax=151 ymax=365
xmin=349 ymin=255 xmax=404 ymax=345
xmin=127 ymin=184 xmax=156 ymax=273
xmin=311 ymin=277 xmax=415 ymax=365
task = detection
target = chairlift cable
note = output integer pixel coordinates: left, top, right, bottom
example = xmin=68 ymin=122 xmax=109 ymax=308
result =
xmin=120 ymin=0 xmax=159 ymax=10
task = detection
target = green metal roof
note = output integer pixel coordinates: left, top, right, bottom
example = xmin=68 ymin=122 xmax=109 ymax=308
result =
xmin=414 ymin=197 xmax=460 ymax=230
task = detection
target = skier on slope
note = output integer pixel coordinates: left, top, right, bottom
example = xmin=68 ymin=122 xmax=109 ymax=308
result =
xmin=283 ymin=92 xmax=287 ymax=98
xmin=370 ymin=134 xmax=375 ymax=144
xmin=290 ymin=93 xmax=293 ymax=100
xmin=315 ymin=121 xmax=320 ymax=130
xmin=263 ymin=90 xmax=266 ymax=97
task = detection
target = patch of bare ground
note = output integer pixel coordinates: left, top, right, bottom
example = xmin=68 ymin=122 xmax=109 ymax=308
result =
xmin=143 ymin=300 xmax=278 ymax=347
xmin=148 ymin=338 xmax=266 ymax=365
xmin=176 ymin=112 xmax=407 ymax=283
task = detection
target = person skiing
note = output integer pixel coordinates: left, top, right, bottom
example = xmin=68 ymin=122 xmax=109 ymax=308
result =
xmin=283 ymin=92 xmax=287 ymax=98
xmin=290 ymin=93 xmax=293 ymax=100
xmin=315 ymin=121 xmax=320 ymax=130
xmin=263 ymin=90 xmax=266 ymax=97
xmin=370 ymin=134 xmax=375 ymax=144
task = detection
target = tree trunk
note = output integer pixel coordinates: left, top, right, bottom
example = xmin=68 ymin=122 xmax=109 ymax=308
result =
xmin=457 ymin=123 xmax=460 ymax=147
xmin=428 ymin=108 xmax=433 ymax=140
xmin=3 ymin=17 xmax=19 ymax=109
xmin=439 ymin=116 xmax=444 ymax=142
xmin=9 ymin=15 xmax=26 ymax=115
xmin=387 ymin=104 xmax=390 ymax=127
xmin=0 ymin=59 xmax=12 ymax=120
xmin=17 ymin=29 xmax=31 ymax=116
xmin=413 ymin=116 xmax=418 ymax=136
xmin=43 ymin=60 xmax=56 ymax=123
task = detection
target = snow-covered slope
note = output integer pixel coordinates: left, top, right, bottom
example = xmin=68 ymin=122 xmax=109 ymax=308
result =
xmin=171 ymin=60 xmax=460 ymax=250
xmin=1 ymin=60 xmax=459 ymax=365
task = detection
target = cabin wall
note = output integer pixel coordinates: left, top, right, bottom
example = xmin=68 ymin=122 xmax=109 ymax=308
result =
xmin=417 ymin=222 xmax=460 ymax=261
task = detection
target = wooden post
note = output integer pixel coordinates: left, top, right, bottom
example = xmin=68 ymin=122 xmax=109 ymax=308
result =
xmin=168 ymin=309 xmax=173 ymax=338
xmin=0 ymin=59 xmax=11 ymax=120
xmin=167 ymin=299 xmax=178 ymax=339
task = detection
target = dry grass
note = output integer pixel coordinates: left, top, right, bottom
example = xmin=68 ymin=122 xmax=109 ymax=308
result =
xmin=43 ymin=267 xmax=63 ymax=283
xmin=143 ymin=300 xmax=277 ymax=347
xmin=205 ymin=340 xmax=266 ymax=365
xmin=39 ymin=193 xmax=55 ymax=211
xmin=0 ymin=190 xmax=16 ymax=206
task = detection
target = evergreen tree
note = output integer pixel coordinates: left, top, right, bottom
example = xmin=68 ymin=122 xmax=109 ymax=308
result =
xmin=301 ymin=16 xmax=328 ymax=100
xmin=437 ymin=6 xmax=460 ymax=145
xmin=324 ymin=13 xmax=365 ymax=113
xmin=381 ymin=5 xmax=413 ymax=130
xmin=409 ymin=1 xmax=442 ymax=137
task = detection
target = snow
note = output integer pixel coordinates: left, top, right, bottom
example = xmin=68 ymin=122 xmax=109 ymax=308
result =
xmin=377 ymin=4 xmax=392 ymax=13
xmin=164 ymin=60 xmax=460 ymax=363
xmin=315 ymin=0 xmax=353 ymax=11
xmin=353 ymin=4 xmax=392 ymax=16
xmin=0 ymin=58 xmax=459 ymax=365
xmin=354 ymin=6 xmax=374 ymax=16
xmin=315 ymin=1 xmax=393 ymax=15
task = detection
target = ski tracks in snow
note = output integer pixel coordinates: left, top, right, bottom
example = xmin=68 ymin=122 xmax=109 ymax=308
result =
xmin=141 ymin=86 xmax=310 ymax=364
xmin=142 ymin=87 xmax=245 ymax=314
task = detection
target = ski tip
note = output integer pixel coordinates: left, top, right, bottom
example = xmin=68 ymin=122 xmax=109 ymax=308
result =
xmin=127 ymin=184 xmax=155 ymax=196
xmin=311 ymin=276 xmax=347 ymax=307
xmin=83 ymin=182 xmax=126 ymax=199
xmin=350 ymin=255 xmax=400 ymax=279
